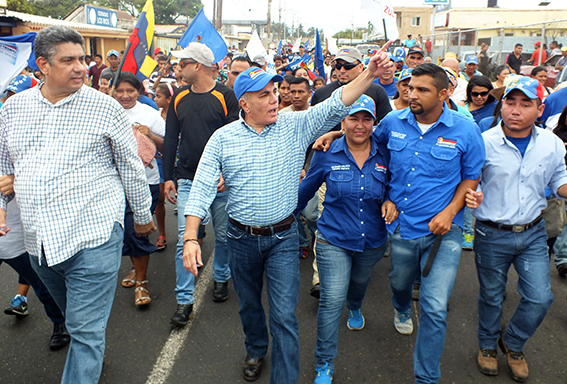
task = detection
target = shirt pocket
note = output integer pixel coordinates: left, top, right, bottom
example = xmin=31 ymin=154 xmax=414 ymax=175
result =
xmin=327 ymin=170 xmax=354 ymax=197
xmin=371 ymin=169 xmax=387 ymax=201
xmin=387 ymin=137 xmax=407 ymax=172
xmin=430 ymin=145 xmax=459 ymax=177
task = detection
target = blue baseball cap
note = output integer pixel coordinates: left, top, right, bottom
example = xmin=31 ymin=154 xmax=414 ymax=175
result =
xmin=394 ymin=56 xmax=405 ymax=63
xmin=6 ymin=75 xmax=38 ymax=94
xmin=234 ymin=68 xmax=283 ymax=100
xmin=503 ymin=77 xmax=544 ymax=102
xmin=465 ymin=56 xmax=479 ymax=65
xmin=398 ymin=68 xmax=413 ymax=82
xmin=107 ymin=49 xmax=119 ymax=58
xmin=348 ymin=95 xmax=376 ymax=119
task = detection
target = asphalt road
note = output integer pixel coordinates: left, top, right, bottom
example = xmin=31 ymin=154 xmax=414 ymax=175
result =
xmin=1 ymin=203 xmax=566 ymax=384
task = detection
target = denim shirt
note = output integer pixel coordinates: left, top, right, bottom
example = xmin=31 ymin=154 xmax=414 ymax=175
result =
xmin=373 ymin=106 xmax=485 ymax=240
xmin=297 ymin=136 xmax=390 ymax=252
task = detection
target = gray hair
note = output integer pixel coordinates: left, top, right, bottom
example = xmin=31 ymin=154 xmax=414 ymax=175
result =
xmin=35 ymin=26 xmax=85 ymax=65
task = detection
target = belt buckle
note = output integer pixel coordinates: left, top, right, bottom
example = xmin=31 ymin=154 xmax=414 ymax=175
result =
xmin=250 ymin=226 xmax=263 ymax=236
xmin=512 ymin=225 xmax=524 ymax=233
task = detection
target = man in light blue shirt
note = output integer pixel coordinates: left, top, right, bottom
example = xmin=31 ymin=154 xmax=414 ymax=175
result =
xmin=466 ymin=77 xmax=567 ymax=383
xmin=182 ymin=45 xmax=393 ymax=384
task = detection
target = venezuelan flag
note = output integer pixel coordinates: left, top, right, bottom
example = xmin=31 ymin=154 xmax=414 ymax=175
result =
xmin=122 ymin=0 xmax=157 ymax=80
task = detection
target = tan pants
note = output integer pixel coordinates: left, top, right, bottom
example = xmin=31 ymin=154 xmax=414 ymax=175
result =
xmin=312 ymin=182 xmax=326 ymax=286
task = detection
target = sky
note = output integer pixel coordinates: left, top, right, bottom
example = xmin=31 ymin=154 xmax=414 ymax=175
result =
xmin=200 ymin=0 xmax=567 ymax=36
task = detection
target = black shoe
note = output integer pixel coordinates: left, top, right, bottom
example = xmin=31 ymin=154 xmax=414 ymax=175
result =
xmin=243 ymin=354 xmax=263 ymax=382
xmin=170 ymin=304 xmax=194 ymax=326
xmin=558 ymin=264 xmax=567 ymax=277
xmin=310 ymin=283 xmax=320 ymax=299
xmin=4 ymin=295 xmax=28 ymax=316
xmin=213 ymin=281 xmax=228 ymax=302
xmin=50 ymin=322 xmax=70 ymax=351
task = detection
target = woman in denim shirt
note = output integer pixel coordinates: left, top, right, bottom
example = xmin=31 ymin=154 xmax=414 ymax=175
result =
xmin=297 ymin=95 xmax=398 ymax=384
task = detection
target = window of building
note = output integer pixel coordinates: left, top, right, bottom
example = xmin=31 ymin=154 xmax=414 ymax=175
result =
xmin=411 ymin=17 xmax=421 ymax=27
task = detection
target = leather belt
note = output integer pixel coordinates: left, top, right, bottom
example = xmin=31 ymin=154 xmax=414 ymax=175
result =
xmin=479 ymin=215 xmax=543 ymax=233
xmin=229 ymin=215 xmax=295 ymax=236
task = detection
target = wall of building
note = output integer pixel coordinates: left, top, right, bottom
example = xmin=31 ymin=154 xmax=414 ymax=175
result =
xmin=394 ymin=7 xmax=433 ymax=41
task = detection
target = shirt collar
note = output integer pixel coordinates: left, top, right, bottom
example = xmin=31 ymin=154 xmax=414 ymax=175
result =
xmin=397 ymin=103 xmax=455 ymax=130
xmin=238 ymin=109 xmax=275 ymax=135
xmin=496 ymin=122 xmax=540 ymax=145
xmin=330 ymin=135 xmax=378 ymax=157
xmin=35 ymin=83 xmax=84 ymax=107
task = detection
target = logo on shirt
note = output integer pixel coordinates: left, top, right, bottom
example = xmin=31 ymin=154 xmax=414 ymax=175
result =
xmin=391 ymin=131 xmax=407 ymax=139
xmin=375 ymin=163 xmax=387 ymax=172
xmin=331 ymin=164 xmax=351 ymax=170
xmin=0 ymin=43 xmax=18 ymax=65
xmin=436 ymin=137 xmax=457 ymax=149
xmin=249 ymin=69 xmax=263 ymax=79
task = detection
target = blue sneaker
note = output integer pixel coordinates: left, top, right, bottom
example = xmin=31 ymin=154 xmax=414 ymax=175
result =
xmin=394 ymin=308 xmax=413 ymax=335
xmin=347 ymin=308 xmax=365 ymax=330
xmin=462 ymin=234 xmax=474 ymax=251
xmin=4 ymin=294 xmax=28 ymax=316
xmin=314 ymin=363 xmax=333 ymax=384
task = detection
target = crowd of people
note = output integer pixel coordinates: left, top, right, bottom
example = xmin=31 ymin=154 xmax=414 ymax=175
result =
xmin=1 ymin=24 xmax=567 ymax=384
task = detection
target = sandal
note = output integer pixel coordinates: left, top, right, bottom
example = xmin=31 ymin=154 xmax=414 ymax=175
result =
xmin=299 ymin=247 xmax=309 ymax=259
xmin=156 ymin=236 xmax=167 ymax=251
xmin=121 ymin=268 xmax=136 ymax=288
xmin=135 ymin=280 xmax=151 ymax=306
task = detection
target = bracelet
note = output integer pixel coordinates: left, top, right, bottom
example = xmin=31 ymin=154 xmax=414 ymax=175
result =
xmin=183 ymin=238 xmax=199 ymax=244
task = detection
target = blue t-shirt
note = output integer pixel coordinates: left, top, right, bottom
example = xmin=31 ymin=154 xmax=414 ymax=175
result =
xmin=506 ymin=135 xmax=531 ymax=157
xmin=468 ymin=100 xmax=497 ymax=125
xmin=138 ymin=94 xmax=158 ymax=110
xmin=373 ymin=78 xmax=398 ymax=99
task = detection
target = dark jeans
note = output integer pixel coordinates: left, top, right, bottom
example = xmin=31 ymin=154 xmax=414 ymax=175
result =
xmin=1 ymin=252 xmax=64 ymax=324
xmin=227 ymin=220 xmax=300 ymax=384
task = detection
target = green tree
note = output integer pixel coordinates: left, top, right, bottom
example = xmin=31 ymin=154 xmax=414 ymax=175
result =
xmin=26 ymin=0 xmax=83 ymax=19
xmin=7 ymin=0 xmax=35 ymax=13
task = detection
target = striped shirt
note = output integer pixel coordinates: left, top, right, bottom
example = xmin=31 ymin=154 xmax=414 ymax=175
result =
xmin=0 ymin=85 xmax=153 ymax=266
xmin=185 ymin=87 xmax=349 ymax=227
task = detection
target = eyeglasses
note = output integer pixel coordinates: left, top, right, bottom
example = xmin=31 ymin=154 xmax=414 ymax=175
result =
xmin=471 ymin=91 xmax=489 ymax=97
xmin=179 ymin=60 xmax=198 ymax=69
xmin=334 ymin=62 xmax=359 ymax=70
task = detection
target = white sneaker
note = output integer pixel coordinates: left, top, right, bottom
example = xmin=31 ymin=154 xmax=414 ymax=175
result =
xmin=394 ymin=308 xmax=413 ymax=335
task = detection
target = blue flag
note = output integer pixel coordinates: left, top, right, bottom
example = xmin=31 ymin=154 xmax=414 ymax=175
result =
xmin=0 ymin=32 xmax=38 ymax=94
xmin=304 ymin=39 xmax=310 ymax=51
xmin=287 ymin=55 xmax=310 ymax=72
xmin=314 ymin=29 xmax=325 ymax=81
xmin=277 ymin=40 xmax=282 ymax=55
xmin=178 ymin=8 xmax=227 ymax=64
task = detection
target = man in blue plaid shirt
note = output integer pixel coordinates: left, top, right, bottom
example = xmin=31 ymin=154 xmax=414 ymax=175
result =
xmin=181 ymin=43 xmax=394 ymax=383
xmin=0 ymin=26 xmax=155 ymax=384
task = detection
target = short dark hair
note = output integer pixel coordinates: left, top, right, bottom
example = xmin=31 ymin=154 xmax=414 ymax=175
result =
xmin=100 ymin=71 xmax=114 ymax=81
xmin=35 ymin=25 xmax=85 ymax=65
xmin=85 ymin=55 xmax=92 ymax=59
xmin=466 ymin=75 xmax=495 ymax=104
xmin=115 ymin=71 xmax=143 ymax=94
xmin=273 ymin=55 xmax=283 ymax=63
xmin=411 ymin=64 xmax=449 ymax=92
xmin=291 ymin=67 xmax=309 ymax=77
xmin=313 ymin=76 xmax=325 ymax=85
xmin=289 ymin=76 xmax=310 ymax=90
xmin=250 ymin=62 xmax=262 ymax=68
xmin=157 ymin=54 xmax=168 ymax=62
xmin=278 ymin=75 xmax=295 ymax=88
xmin=226 ymin=52 xmax=234 ymax=59
xmin=530 ymin=66 xmax=547 ymax=77
xmin=515 ymin=43 xmax=523 ymax=48
xmin=94 ymin=54 xmax=103 ymax=59
xmin=230 ymin=56 xmax=251 ymax=70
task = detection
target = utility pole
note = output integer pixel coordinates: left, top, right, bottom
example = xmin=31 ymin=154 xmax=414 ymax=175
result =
xmin=215 ymin=0 xmax=223 ymax=31
xmin=278 ymin=0 xmax=282 ymax=42
xmin=267 ymin=0 xmax=272 ymax=41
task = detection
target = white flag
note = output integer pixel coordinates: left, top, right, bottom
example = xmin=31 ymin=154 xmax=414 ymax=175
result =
xmin=245 ymin=31 xmax=267 ymax=61
xmin=292 ymin=37 xmax=302 ymax=53
xmin=326 ymin=37 xmax=338 ymax=55
xmin=0 ymin=36 xmax=35 ymax=94
xmin=380 ymin=0 xmax=399 ymax=41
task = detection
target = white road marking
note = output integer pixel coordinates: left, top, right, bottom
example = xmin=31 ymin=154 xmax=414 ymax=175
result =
xmin=145 ymin=251 xmax=214 ymax=384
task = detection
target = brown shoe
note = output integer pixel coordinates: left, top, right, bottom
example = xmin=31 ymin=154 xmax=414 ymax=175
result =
xmin=498 ymin=337 xmax=529 ymax=382
xmin=477 ymin=348 xmax=498 ymax=376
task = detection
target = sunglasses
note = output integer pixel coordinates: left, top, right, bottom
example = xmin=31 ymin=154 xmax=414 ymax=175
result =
xmin=471 ymin=91 xmax=489 ymax=97
xmin=334 ymin=62 xmax=359 ymax=70
xmin=179 ymin=60 xmax=198 ymax=69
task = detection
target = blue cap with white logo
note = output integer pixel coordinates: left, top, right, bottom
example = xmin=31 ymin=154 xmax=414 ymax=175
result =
xmin=465 ymin=56 xmax=479 ymax=65
xmin=348 ymin=95 xmax=376 ymax=119
xmin=398 ymin=68 xmax=413 ymax=82
xmin=234 ymin=68 xmax=284 ymax=100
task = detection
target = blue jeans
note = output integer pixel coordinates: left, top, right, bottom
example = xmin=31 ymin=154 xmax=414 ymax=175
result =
xmin=29 ymin=222 xmax=123 ymax=384
xmin=315 ymin=232 xmax=386 ymax=371
xmin=474 ymin=220 xmax=553 ymax=352
xmin=227 ymin=219 xmax=300 ymax=384
xmin=553 ymin=224 xmax=567 ymax=267
xmin=463 ymin=207 xmax=474 ymax=236
xmin=1 ymin=252 xmax=64 ymax=324
xmin=175 ymin=179 xmax=230 ymax=304
xmin=388 ymin=224 xmax=462 ymax=384
xmin=297 ymin=193 xmax=319 ymax=248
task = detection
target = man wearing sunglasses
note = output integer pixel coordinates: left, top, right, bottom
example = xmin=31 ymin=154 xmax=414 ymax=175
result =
xmin=225 ymin=56 xmax=251 ymax=89
xmin=163 ymin=43 xmax=240 ymax=326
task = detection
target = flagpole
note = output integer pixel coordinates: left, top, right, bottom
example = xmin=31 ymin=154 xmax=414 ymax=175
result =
xmin=109 ymin=40 xmax=132 ymax=97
